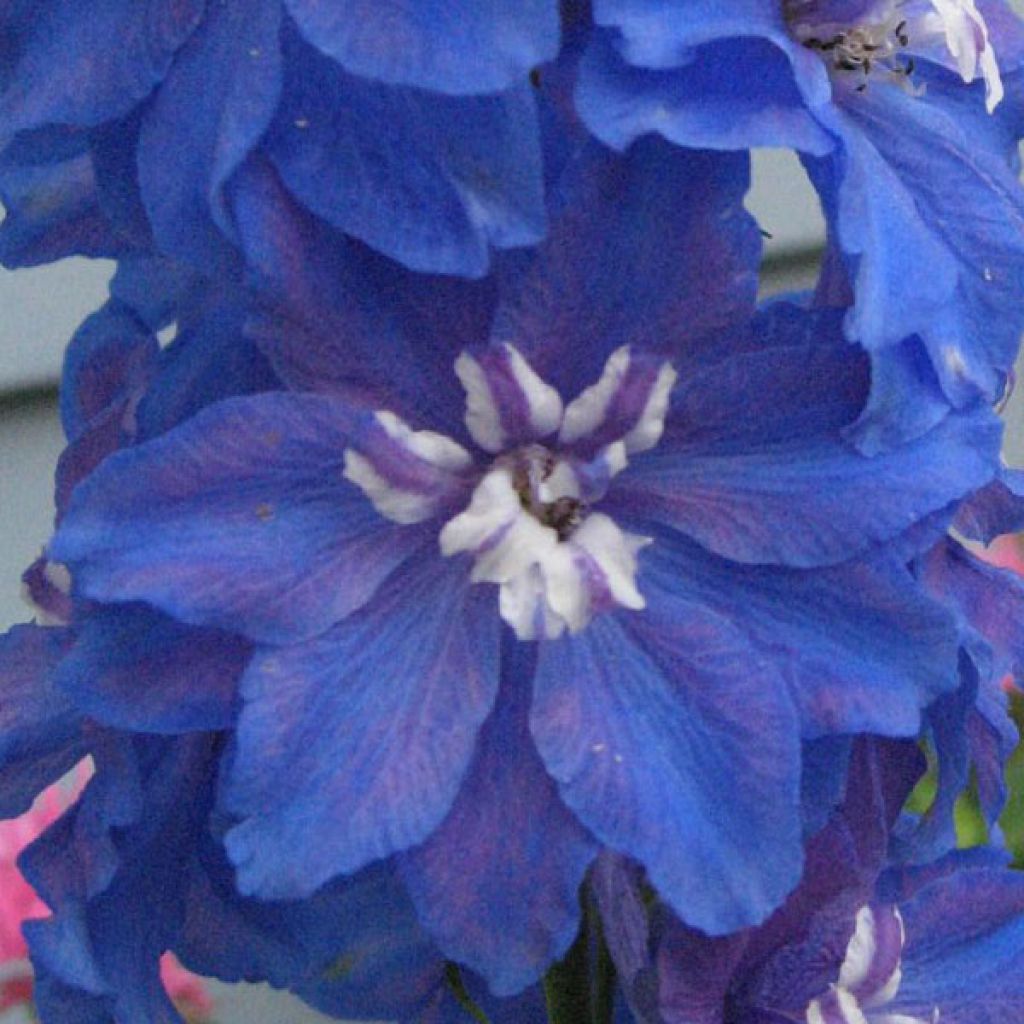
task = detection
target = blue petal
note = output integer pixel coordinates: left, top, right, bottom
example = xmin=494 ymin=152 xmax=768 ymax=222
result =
xmin=576 ymin=28 xmax=834 ymax=154
xmin=616 ymin=334 xmax=1003 ymax=566
xmin=285 ymin=0 xmax=559 ymax=95
xmin=133 ymin=278 xmax=279 ymax=442
xmin=894 ymin=869 xmax=1024 ymax=1022
xmin=179 ymin=834 xmax=448 ymax=1021
xmin=531 ymin=550 xmax=803 ymax=934
xmin=50 ymin=393 xmax=422 ymax=644
xmin=399 ymin=638 xmax=597 ymax=996
xmin=56 ymin=605 xmax=247 ymax=734
xmin=845 ymin=336 xmax=952 ymax=454
xmin=827 ymin=83 xmax=1024 ymax=407
xmin=619 ymin=531 xmax=960 ymax=738
xmin=492 ymin=139 xmax=760 ymax=398
xmin=0 ymin=624 xmax=84 ymax=818
xmin=264 ymin=23 xmax=545 ymax=276
xmin=59 ymin=302 xmax=158 ymax=442
xmin=0 ymin=0 xmax=204 ymax=140
xmin=222 ymin=554 xmax=500 ymax=899
xmin=0 ymin=144 xmax=118 ymax=268
xmin=137 ymin=0 xmax=282 ymax=270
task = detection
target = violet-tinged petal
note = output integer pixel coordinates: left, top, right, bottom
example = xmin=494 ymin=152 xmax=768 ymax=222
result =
xmin=50 ymin=393 xmax=421 ymax=645
xmin=56 ymin=605 xmax=247 ymax=735
xmin=265 ymin=24 xmax=545 ymax=277
xmin=285 ymin=0 xmax=560 ymax=95
xmin=656 ymin=917 xmax=747 ymax=1024
xmin=0 ymin=625 xmax=84 ymax=818
xmin=137 ymin=0 xmax=282 ymax=270
xmin=531 ymin=553 xmax=802 ymax=934
xmin=954 ymin=469 xmax=1024 ymax=542
xmin=59 ymin=302 xmax=158 ymax=443
xmin=231 ymin=156 xmax=496 ymax=437
xmin=0 ymin=0 xmax=204 ymax=140
xmin=399 ymin=639 xmax=597 ymax=997
xmin=222 ymin=554 xmax=500 ymax=899
xmin=492 ymin=140 xmax=760 ymax=397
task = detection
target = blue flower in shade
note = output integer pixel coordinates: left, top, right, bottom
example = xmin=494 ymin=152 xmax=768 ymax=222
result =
xmin=576 ymin=0 xmax=1024 ymax=449
xmin=0 ymin=1 xmax=557 ymax=277
xmin=47 ymin=139 xmax=1002 ymax=994
xmin=603 ymin=738 xmax=1024 ymax=1024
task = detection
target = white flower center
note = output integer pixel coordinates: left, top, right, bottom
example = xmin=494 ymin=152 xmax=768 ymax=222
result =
xmin=342 ymin=344 xmax=677 ymax=641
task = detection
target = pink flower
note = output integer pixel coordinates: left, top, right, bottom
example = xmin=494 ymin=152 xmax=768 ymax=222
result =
xmin=0 ymin=766 xmax=214 ymax=1020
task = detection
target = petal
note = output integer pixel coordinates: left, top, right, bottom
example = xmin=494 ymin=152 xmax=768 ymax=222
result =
xmin=265 ymin=24 xmax=545 ymax=277
xmin=827 ymin=82 xmax=1024 ymax=408
xmin=180 ymin=837 xmax=447 ymax=1021
xmin=56 ymin=605 xmax=247 ymax=735
xmin=616 ymin=339 xmax=1003 ymax=567
xmin=491 ymin=139 xmax=760 ymax=397
xmin=531 ymin=564 xmax=803 ymax=934
xmin=285 ymin=0 xmax=560 ymax=95
xmin=399 ymin=639 xmax=597 ymax=997
xmin=59 ymin=302 xmax=158 ymax=443
xmin=954 ymin=469 xmax=1024 ymax=543
xmin=222 ymin=554 xmax=500 ymax=899
xmin=51 ymin=393 xmax=422 ymax=644
xmin=576 ymin=28 xmax=834 ymax=154
xmin=624 ymin=531 xmax=960 ymax=738
xmin=455 ymin=344 xmax=563 ymax=454
xmin=0 ymin=625 xmax=84 ymax=818
xmin=0 ymin=0 xmax=204 ymax=139
xmin=137 ymin=0 xmax=283 ymax=269
xmin=0 ymin=144 xmax=118 ymax=268
xmin=892 ymin=868 xmax=1024 ymax=1022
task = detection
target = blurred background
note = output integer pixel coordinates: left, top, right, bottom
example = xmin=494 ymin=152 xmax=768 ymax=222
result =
xmin=1 ymin=150 xmax=1023 ymax=1022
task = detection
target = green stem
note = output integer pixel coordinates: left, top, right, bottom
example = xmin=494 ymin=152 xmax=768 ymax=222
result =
xmin=543 ymin=922 xmax=592 ymax=1024
xmin=445 ymin=963 xmax=493 ymax=1024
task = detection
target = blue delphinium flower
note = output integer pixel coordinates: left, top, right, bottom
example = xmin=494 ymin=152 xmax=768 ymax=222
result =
xmin=603 ymin=737 xmax=1024 ymax=1024
xmin=44 ymin=139 xmax=1003 ymax=997
xmin=0 ymin=1 xmax=557 ymax=277
xmin=576 ymin=0 xmax=1024 ymax=449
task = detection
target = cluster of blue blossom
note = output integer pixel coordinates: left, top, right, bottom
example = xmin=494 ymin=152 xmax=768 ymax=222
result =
xmin=3 ymin=1 xmax=1024 ymax=1021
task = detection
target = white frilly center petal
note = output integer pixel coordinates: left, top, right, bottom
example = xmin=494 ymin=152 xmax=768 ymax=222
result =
xmin=925 ymin=0 xmax=1003 ymax=110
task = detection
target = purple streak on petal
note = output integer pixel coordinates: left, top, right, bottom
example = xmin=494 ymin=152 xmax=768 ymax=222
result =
xmin=222 ymin=554 xmax=500 ymax=899
xmin=399 ymin=638 xmax=596 ymax=996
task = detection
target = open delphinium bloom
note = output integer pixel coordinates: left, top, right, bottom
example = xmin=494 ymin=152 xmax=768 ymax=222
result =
xmin=2 ymin=3 xmax=1024 ymax=1024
